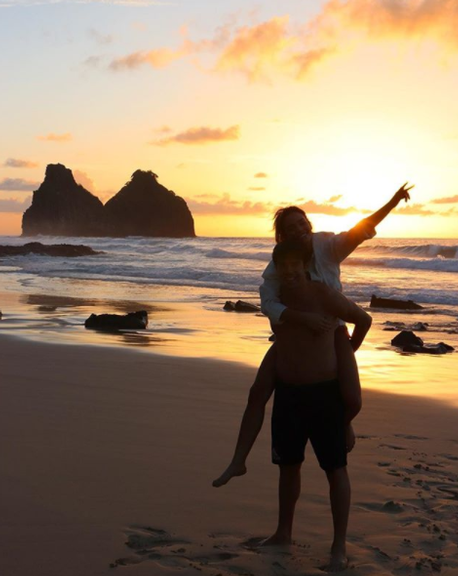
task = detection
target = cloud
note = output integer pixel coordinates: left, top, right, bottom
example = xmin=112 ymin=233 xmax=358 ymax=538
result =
xmin=3 ymin=158 xmax=38 ymax=168
xmin=0 ymin=178 xmax=39 ymax=192
xmin=1 ymin=1 xmax=169 ymax=6
xmin=395 ymin=203 xmax=436 ymax=216
xmin=74 ymin=170 xmax=95 ymax=193
xmin=297 ymin=199 xmax=364 ymax=216
xmin=254 ymin=172 xmax=268 ymax=178
xmin=83 ymin=55 xmax=104 ymax=68
xmin=107 ymin=1 xmax=458 ymax=82
xmin=215 ymin=17 xmax=295 ymax=81
xmin=432 ymin=195 xmax=458 ymax=204
xmin=248 ymin=187 xmax=266 ymax=191
xmin=87 ymin=28 xmax=113 ymax=46
xmin=154 ymin=125 xmax=240 ymax=146
xmin=327 ymin=194 xmax=342 ymax=203
xmin=154 ymin=125 xmax=173 ymax=134
xmin=37 ymin=133 xmax=72 ymax=142
xmin=110 ymin=47 xmax=185 ymax=70
xmin=187 ymin=193 xmax=273 ymax=216
xmin=0 ymin=197 xmax=32 ymax=213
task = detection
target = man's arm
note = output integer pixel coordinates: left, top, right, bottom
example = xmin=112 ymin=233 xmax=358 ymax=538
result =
xmin=334 ymin=182 xmax=414 ymax=262
xmin=323 ymin=287 xmax=372 ymax=351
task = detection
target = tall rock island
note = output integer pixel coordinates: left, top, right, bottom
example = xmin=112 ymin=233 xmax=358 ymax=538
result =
xmin=22 ymin=165 xmax=196 ymax=238
xmin=104 ymin=170 xmax=195 ymax=237
xmin=22 ymin=164 xmax=104 ymax=236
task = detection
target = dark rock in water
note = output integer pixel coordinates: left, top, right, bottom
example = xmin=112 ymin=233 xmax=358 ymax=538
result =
xmin=223 ymin=300 xmax=261 ymax=313
xmin=370 ymin=295 xmax=423 ymax=310
xmin=402 ymin=342 xmax=454 ymax=355
xmin=22 ymin=164 xmax=105 ymax=236
xmin=104 ymin=170 xmax=195 ymax=238
xmin=234 ymin=300 xmax=261 ymax=313
xmin=0 ymin=242 xmax=101 ymax=258
xmin=411 ymin=322 xmax=429 ymax=331
xmin=85 ymin=310 xmax=148 ymax=330
xmin=391 ymin=331 xmax=424 ymax=347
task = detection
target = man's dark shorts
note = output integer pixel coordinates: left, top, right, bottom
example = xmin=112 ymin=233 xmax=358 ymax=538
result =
xmin=271 ymin=378 xmax=347 ymax=471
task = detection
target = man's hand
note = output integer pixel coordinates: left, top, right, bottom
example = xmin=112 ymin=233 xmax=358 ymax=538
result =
xmin=391 ymin=182 xmax=414 ymax=207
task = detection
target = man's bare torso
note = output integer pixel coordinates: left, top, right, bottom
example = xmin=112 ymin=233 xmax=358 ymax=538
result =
xmin=274 ymin=281 xmax=338 ymax=385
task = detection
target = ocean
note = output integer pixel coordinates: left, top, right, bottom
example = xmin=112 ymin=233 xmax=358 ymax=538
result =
xmin=0 ymin=234 xmax=457 ymax=402
xmin=0 ymin=235 xmax=457 ymax=307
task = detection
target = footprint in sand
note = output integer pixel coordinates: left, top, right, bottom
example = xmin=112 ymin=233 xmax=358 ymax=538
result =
xmin=379 ymin=443 xmax=408 ymax=450
xmin=394 ymin=434 xmax=429 ymax=440
xmin=356 ymin=500 xmax=405 ymax=514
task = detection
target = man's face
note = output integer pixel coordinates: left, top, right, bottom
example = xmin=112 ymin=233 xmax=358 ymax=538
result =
xmin=282 ymin=212 xmax=312 ymax=243
xmin=277 ymin=255 xmax=307 ymax=288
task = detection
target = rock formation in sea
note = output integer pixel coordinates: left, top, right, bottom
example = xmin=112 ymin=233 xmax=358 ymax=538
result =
xmin=22 ymin=165 xmax=196 ymax=238
xmin=103 ymin=169 xmax=195 ymax=238
xmin=22 ymin=164 xmax=105 ymax=236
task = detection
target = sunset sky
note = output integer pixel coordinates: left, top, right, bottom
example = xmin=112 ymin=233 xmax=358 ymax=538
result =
xmin=2 ymin=0 xmax=458 ymax=237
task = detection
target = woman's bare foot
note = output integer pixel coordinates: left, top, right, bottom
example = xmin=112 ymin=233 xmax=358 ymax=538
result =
xmin=212 ymin=462 xmax=247 ymax=487
xmin=260 ymin=532 xmax=292 ymax=547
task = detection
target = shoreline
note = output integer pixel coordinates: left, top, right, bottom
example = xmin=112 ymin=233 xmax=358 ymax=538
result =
xmin=1 ymin=333 xmax=458 ymax=575
xmin=1 ymin=285 xmax=458 ymax=406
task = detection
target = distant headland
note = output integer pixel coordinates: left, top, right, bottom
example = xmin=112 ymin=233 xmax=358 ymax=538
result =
xmin=22 ymin=163 xmax=195 ymax=238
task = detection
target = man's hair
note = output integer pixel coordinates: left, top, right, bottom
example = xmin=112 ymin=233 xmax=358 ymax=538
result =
xmin=272 ymin=239 xmax=311 ymax=267
xmin=273 ymin=206 xmax=313 ymax=243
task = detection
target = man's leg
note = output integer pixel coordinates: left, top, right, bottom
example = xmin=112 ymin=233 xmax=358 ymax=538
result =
xmin=335 ymin=327 xmax=362 ymax=452
xmin=213 ymin=344 xmax=276 ymax=487
xmin=262 ymin=463 xmax=302 ymax=546
xmin=325 ymin=466 xmax=350 ymax=571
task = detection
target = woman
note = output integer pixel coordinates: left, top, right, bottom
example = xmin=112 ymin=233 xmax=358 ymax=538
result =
xmin=213 ymin=183 xmax=413 ymax=488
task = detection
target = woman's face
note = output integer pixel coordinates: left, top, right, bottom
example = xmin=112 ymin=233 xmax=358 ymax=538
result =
xmin=281 ymin=212 xmax=312 ymax=242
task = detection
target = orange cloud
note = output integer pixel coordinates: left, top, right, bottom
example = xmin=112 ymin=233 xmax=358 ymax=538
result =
xmin=188 ymin=193 xmax=272 ymax=215
xmin=110 ymin=47 xmax=185 ymax=70
xmin=254 ymin=172 xmax=268 ymax=178
xmin=37 ymin=133 xmax=72 ymax=142
xmin=0 ymin=178 xmax=39 ymax=192
xmin=74 ymin=170 xmax=95 ymax=193
xmin=297 ymin=199 xmax=367 ymax=216
xmin=154 ymin=125 xmax=240 ymax=146
xmin=396 ymin=203 xmax=436 ymax=216
xmin=312 ymin=0 xmax=458 ymax=43
xmin=0 ymin=197 xmax=32 ymax=213
xmin=432 ymin=195 xmax=458 ymax=204
xmin=248 ymin=187 xmax=266 ymax=191
xmin=4 ymin=158 xmax=38 ymax=168
xmin=107 ymin=1 xmax=458 ymax=82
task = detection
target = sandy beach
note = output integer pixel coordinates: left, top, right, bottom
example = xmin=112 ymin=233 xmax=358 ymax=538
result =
xmin=1 ymin=332 xmax=458 ymax=576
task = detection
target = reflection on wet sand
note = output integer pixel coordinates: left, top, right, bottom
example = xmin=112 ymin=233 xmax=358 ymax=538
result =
xmin=24 ymin=293 xmax=172 ymax=315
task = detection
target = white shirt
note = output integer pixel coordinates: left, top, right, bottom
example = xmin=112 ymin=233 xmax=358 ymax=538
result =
xmin=260 ymin=231 xmax=358 ymax=324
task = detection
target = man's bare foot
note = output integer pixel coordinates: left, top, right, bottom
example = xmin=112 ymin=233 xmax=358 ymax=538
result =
xmin=260 ymin=533 xmax=292 ymax=547
xmin=212 ymin=462 xmax=247 ymax=487
xmin=324 ymin=552 xmax=348 ymax=572
xmin=345 ymin=424 xmax=355 ymax=453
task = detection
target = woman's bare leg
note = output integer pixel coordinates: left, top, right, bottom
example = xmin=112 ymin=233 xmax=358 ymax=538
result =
xmin=334 ymin=327 xmax=362 ymax=452
xmin=212 ymin=345 xmax=277 ymax=487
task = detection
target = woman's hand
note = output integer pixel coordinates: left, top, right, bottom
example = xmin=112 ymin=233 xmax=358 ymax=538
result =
xmin=391 ymin=182 xmax=414 ymax=206
xmin=300 ymin=312 xmax=336 ymax=334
